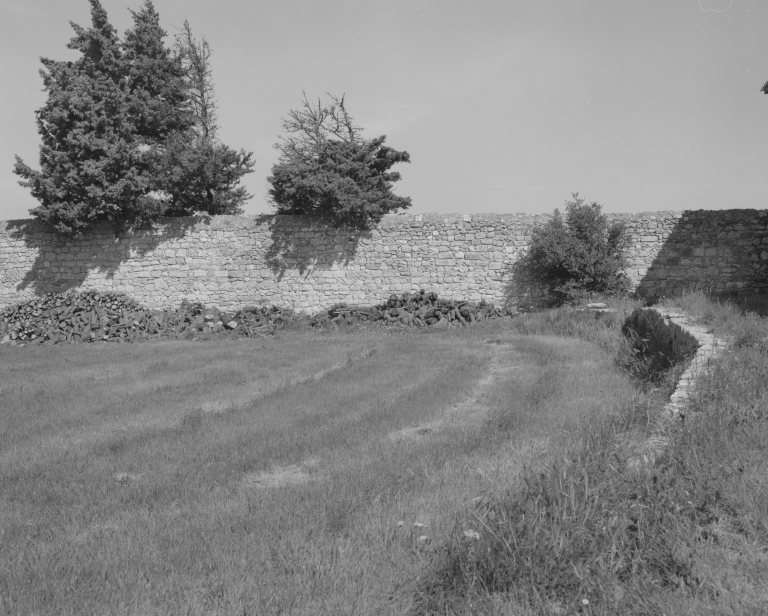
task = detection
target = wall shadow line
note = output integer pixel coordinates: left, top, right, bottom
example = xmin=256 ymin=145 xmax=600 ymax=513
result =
xmin=4 ymin=217 xmax=200 ymax=296
xmin=263 ymin=215 xmax=369 ymax=282
xmin=634 ymin=209 xmax=768 ymax=299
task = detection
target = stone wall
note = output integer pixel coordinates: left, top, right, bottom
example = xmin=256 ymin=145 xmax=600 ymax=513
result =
xmin=617 ymin=209 xmax=768 ymax=296
xmin=1 ymin=209 xmax=766 ymax=312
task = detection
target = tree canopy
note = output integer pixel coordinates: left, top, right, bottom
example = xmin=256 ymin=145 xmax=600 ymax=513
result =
xmin=267 ymin=93 xmax=411 ymax=228
xmin=155 ymin=18 xmax=254 ymax=216
xmin=13 ymin=0 xmax=253 ymax=236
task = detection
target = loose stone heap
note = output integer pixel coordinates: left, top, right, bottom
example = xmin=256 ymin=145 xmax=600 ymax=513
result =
xmin=0 ymin=289 xmax=511 ymax=346
xmin=0 ymin=289 xmax=302 ymax=345
xmin=0 ymin=290 xmax=156 ymax=345
xmin=311 ymin=291 xmax=507 ymax=329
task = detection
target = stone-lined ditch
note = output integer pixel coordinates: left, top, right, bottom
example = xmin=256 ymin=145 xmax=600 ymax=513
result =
xmin=623 ymin=306 xmax=722 ymax=471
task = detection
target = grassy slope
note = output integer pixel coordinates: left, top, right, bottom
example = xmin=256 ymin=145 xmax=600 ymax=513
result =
xmin=413 ymin=295 xmax=768 ymax=616
xmin=0 ymin=322 xmax=639 ymax=615
xmin=649 ymin=292 xmax=768 ymax=616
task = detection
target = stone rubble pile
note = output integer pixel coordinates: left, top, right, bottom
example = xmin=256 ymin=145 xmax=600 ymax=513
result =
xmin=0 ymin=290 xmax=159 ymax=345
xmin=311 ymin=291 xmax=507 ymax=329
xmin=0 ymin=289 xmax=510 ymax=346
xmin=0 ymin=289 xmax=305 ymax=345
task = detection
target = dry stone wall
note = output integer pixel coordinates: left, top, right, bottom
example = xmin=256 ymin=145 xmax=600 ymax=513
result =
xmin=1 ymin=209 xmax=766 ymax=312
xmin=616 ymin=209 xmax=768 ymax=296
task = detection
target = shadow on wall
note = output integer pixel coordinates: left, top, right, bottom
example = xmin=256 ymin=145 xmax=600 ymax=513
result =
xmin=3 ymin=213 xmax=370 ymax=306
xmin=634 ymin=209 xmax=768 ymax=299
xmin=500 ymin=208 xmax=768 ymax=311
xmin=4 ymin=216 xmax=199 ymax=296
xmin=501 ymin=259 xmax=544 ymax=313
xmin=263 ymin=215 xmax=369 ymax=282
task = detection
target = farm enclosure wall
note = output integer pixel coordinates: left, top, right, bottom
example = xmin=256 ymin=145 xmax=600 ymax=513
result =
xmin=1 ymin=209 xmax=766 ymax=311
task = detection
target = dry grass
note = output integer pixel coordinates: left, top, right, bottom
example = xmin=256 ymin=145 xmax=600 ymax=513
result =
xmin=0 ymin=319 xmax=641 ymax=615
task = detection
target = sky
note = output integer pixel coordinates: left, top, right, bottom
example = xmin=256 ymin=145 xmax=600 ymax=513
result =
xmin=1 ymin=0 xmax=767 ymax=221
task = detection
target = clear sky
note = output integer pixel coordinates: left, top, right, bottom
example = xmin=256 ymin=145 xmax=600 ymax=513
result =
xmin=1 ymin=0 xmax=766 ymax=221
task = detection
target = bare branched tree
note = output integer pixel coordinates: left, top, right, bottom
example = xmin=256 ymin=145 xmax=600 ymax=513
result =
xmin=275 ymin=92 xmax=364 ymax=162
xmin=174 ymin=19 xmax=218 ymax=140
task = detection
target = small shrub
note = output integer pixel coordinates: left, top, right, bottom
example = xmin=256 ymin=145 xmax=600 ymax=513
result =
xmin=522 ymin=193 xmax=631 ymax=306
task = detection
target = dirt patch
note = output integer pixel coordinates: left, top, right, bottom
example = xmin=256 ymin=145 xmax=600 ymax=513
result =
xmin=113 ymin=472 xmax=142 ymax=483
xmin=242 ymin=458 xmax=319 ymax=489
xmin=200 ymin=401 xmax=229 ymax=414
xmin=71 ymin=522 xmax=121 ymax=546
xmin=390 ymin=423 xmax=440 ymax=441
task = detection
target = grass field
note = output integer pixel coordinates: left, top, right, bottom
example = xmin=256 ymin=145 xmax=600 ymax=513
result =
xmin=0 ymin=317 xmax=644 ymax=615
xmin=2 ymin=294 xmax=766 ymax=615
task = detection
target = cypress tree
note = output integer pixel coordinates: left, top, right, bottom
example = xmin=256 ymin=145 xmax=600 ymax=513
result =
xmin=153 ymin=20 xmax=254 ymax=216
xmin=122 ymin=1 xmax=193 ymax=145
xmin=13 ymin=0 xmax=150 ymax=235
xmin=14 ymin=0 xmax=254 ymax=234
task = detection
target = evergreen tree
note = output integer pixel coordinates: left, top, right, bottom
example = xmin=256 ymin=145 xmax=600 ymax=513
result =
xmin=153 ymin=20 xmax=254 ymax=216
xmin=14 ymin=0 xmax=254 ymax=234
xmin=122 ymin=1 xmax=193 ymax=145
xmin=13 ymin=0 xmax=150 ymax=235
xmin=268 ymin=93 xmax=411 ymax=228
xmin=154 ymin=131 xmax=254 ymax=216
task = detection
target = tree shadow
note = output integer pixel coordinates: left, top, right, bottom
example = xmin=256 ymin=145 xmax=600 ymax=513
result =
xmin=262 ymin=214 xmax=368 ymax=282
xmin=2 ymin=214 xmax=369 ymax=307
xmin=4 ymin=216 xmax=199 ymax=296
xmin=500 ymin=256 xmax=548 ymax=313
xmin=634 ymin=209 xmax=768 ymax=300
